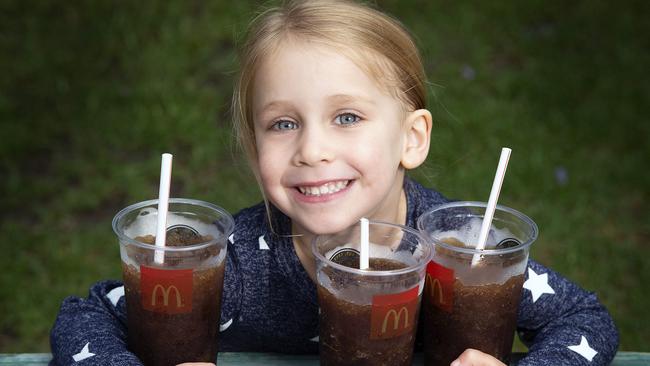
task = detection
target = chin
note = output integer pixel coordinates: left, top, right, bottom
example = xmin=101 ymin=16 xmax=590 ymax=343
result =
xmin=300 ymin=218 xmax=356 ymax=237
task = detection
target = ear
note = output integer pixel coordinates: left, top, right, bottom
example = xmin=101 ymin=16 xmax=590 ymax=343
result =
xmin=401 ymin=109 xmax=432 ymax=169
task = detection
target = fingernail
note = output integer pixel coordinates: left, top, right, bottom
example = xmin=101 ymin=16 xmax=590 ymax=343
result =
xmin=451 ymin=360 xmax=461 ymax=366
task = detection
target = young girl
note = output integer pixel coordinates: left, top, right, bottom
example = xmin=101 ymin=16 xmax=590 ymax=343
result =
xmin=50 ymin=1 xmax=618 ymax=365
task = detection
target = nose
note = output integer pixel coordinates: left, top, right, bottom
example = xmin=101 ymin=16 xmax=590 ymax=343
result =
xmin=292 ymin=124 xmax=334 ymax=166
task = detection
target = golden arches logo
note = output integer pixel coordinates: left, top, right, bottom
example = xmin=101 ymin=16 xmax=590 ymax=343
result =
xmin=426 ymin=273 xmax=447 ymax=305
xmin=381 ymin=307 xmax=409 ymax=333
xmin=140 ymin=266 xmax=192 ymax=314
xmin=369 ymin=287 xmax=418 ymax=339
xmin=151 ymin=284 xmax=182 ymax=308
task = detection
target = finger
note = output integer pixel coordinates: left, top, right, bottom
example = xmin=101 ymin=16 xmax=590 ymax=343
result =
xmin=451 ymin=348 xmax=506 ymax=366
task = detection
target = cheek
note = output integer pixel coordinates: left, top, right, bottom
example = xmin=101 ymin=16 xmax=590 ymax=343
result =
xmin=256 ymin=162 xmax=279 ymax=198
xmin=355 ymin=128 xmax=404 ymax=163
xmin=256 ymin=142 xmax=291 ymax=188
xmin=256 ymin=153 xmax=276 ymax=182
xmin=351 ymin=142 xmax=401 ymax=181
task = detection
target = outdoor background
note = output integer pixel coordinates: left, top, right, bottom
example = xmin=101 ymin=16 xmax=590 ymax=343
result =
xmin=1 ymin=0 xmax=648 ymax=353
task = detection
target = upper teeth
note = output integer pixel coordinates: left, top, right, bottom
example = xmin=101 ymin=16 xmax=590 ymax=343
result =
xmin=298 ymin=180 xmax=348 ymax=196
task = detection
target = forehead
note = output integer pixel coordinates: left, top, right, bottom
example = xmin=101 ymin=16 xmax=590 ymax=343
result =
xmin=252 ymin=39 xmax=399 ymax=111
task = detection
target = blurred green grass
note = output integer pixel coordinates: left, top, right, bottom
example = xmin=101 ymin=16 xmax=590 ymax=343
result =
xmin=1 ymin=0 xmax=648 ymax=352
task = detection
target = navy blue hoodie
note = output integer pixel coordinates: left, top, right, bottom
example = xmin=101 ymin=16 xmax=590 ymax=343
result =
xmin=50 ymin=178 xmax=618 ymax=365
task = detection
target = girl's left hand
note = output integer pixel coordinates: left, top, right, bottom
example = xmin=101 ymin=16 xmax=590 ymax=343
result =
xmin=450 ymin=348 xmax=506 ymax=366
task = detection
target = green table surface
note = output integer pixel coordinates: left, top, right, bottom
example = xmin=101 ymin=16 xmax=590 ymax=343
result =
xmin=0 ymin=352 xmax=648 ymax=365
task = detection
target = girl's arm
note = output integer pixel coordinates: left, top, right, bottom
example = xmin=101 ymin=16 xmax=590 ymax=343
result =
xmin=50 ymin=248 xmax=241 ymax=365
xmin=49 ymin=280 xmax=142 ymax=365
xmin=516 ymin=260 xmax=618 ymax=366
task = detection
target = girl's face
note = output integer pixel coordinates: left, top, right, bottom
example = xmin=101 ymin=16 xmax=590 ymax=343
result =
xmin=252 ymin=40 xmax=410 ymax=236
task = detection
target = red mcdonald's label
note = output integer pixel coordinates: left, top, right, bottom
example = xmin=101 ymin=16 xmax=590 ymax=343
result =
xmin=140 ymin=265 xmax=193 ymax=314
xmin=370 ymin=286 xmax=419 ymax=340
xmin=425 ymin=260 xmax=454 ymax=312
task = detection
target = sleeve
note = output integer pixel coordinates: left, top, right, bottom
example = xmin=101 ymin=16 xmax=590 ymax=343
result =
xmin=515 ymin=260 xmax=619 ymax=366
xmin=49 ymin=280 xmax=142 ymax=366
xmin=218 ymin=234 xmax=243 ymax=335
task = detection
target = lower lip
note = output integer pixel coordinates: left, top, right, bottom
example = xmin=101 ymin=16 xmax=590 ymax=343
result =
xmin=292 ymin=181 xmax=353 ymax=203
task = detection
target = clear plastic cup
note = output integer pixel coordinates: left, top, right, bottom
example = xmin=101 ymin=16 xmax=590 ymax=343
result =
xmin=417 ymin=201 xmax=538 ymax=365
xmin=112 ymin=198 xmax=234 ymax=366
xmin=312 ymin=220 xmax=432 ymax=366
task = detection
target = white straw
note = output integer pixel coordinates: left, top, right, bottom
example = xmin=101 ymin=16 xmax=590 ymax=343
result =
xmin=154 ymin=153 xmax=173 ymax=264
xmin=359 ymin=218 xmax=369 ymax=270
xmin=472 ymin=148 xmax=511 ymax=266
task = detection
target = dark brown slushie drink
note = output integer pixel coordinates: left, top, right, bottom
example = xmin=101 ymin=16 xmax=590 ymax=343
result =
xmin=113 ymin=199 xmax=234 ymax=366
xmin=312 ymin=221 xmax=432 ymax=366
xmin=417 ymin=202 xmax=537 ymax=366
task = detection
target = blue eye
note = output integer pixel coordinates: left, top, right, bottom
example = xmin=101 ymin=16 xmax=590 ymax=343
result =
xmin=335 ymin=113 xmax=361 ymax=125
xmin=272 ymin=120 xmax=298 ymax=130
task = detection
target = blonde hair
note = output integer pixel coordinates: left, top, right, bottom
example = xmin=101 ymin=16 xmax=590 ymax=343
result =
xmin=232 ymin=0 xmax=427 ymax=168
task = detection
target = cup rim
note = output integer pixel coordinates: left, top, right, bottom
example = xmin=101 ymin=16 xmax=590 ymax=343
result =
xmin=416 ymin=201 xmax=538 ymax=255
xmin=311 ymin=219 xmax=432 ymax=277
xmin=112 ymin=198 xmax=235 ymax=252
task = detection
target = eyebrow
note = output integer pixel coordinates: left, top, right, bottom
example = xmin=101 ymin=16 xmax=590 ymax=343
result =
xmin=326 ymin=94 xmax=377 ymax=106
xmin=257 ymin=100 xmax=294 ymax=114
xmin=256 ymin=94 xmax=376 ymax=119
xmin=254 ymin=101 xmax=295 ymax=123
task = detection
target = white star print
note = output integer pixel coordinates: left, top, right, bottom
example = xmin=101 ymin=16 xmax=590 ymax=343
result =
xmin=523 ymin=267 xmax=555 ymax=302
xmin=258 ymin=235 xmax=270 ymax=250
xmin=309 ymin=335 xmax=319 ymax=342
xmin=220 ymin=318 xmax=233 ymax=332
xmin=568 ymin=336 xmax=598 ymax=361
xmin=106 ymin=286 xmax=124 ymax=306
xmin=72 ymin=342 xmax=95 ymax=362
xmin=228 ymin=234 xmax=234 ymax=244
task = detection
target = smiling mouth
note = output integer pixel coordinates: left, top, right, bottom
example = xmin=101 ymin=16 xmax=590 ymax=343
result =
xmin=297 ymin=180 xmax=350 ymax=196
